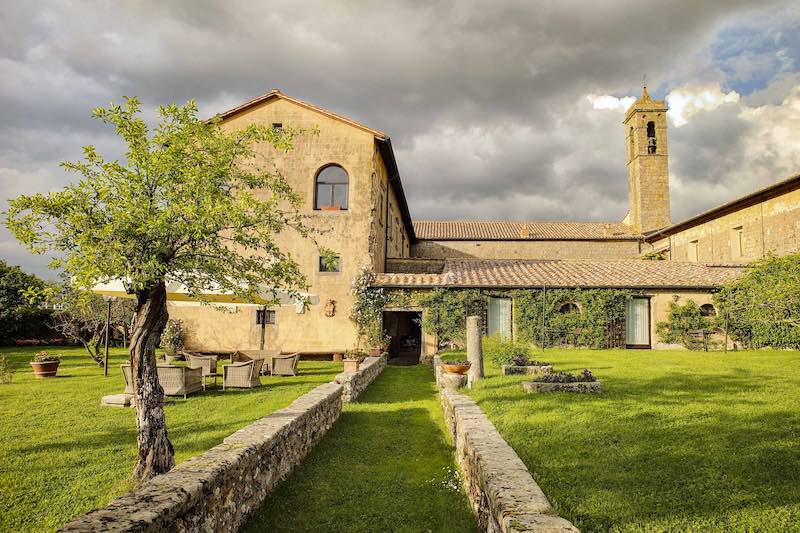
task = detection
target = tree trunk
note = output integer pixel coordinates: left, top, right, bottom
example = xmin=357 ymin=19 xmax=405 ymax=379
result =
xmin=129 ymin=281 xmax=174 ymax=481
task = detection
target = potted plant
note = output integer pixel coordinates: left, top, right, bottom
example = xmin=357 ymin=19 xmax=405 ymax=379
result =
xmin=343 ymin=350 xmax=365 ymax=372
xmin=440 ymin=360 xmax=471 ymax=375
xmin=161 ymin=319 xmax=185 ymax=363
xmin=30 ymin=351 xmax=62 ymax=378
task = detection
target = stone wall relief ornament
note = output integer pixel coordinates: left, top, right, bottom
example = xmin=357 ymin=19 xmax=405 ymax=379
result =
xmin=324 ymin=299 xmax=336 ymax=317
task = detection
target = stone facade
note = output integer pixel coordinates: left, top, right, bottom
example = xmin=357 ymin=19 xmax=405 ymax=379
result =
xmin=61 ymin=382 xmax=343 ymax=532
xmin=166 ymin=92 xmax=410 ymax=354
xmin=412 ymin=239 xmax=642 ymax=261
xmin=334 ymin=353 xmax=387 ymax=402
xmin=439 ymin=389 xmax=578 ymax=532
xmin=647 ymin=178 xmax=800 ymax=263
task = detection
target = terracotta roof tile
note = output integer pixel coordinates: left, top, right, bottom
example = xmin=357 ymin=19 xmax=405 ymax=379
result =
xmin=374 ymin=259 xmax=744 ymax=289
xmin=413 ymin=221 xmax=641 ymax=240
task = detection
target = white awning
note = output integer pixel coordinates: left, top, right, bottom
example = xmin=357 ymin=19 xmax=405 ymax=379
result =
xmin=91 ymin=279 xmax=318 ymax=308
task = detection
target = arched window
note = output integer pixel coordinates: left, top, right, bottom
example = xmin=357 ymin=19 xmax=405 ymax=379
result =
xmin=315 ymin=165 xmax=349 ymax=210
xmin=558 ymin=302 xmax=580 ymax=314
xmin=646 ymin=121 xmax=657 ymax=154
xmin=699 ymin=304 xmax=716 ymax=317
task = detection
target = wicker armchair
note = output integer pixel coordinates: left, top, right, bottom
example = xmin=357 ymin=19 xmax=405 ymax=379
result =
xmin=121 ymin=364 xmax=203 ymax=399
xmin=187 ymin=353 xmax=218 ymax=378
xmin=271 ymin=352 xmax=301 ymax=377
xmin=233 ymin=350 xmax=278 ymax=375
xmin=223 ymin=358 xmax=264 ymax=390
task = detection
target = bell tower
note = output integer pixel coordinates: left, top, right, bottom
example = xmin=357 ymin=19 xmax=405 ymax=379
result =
xmin=624 ymin=86 xmax=671 ymax=233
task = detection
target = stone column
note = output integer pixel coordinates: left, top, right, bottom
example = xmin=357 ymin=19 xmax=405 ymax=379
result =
xmin=467 ymin=315 xmax=484 ymax=384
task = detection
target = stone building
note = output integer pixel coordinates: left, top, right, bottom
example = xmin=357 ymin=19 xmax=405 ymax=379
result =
xmin=170 ymin=87 xmax=800 ymax=355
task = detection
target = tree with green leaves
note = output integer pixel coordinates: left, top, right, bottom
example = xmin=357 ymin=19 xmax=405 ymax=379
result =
xmin=5 ymin=98 xmax=328 ymax=480
xmin=0 ymin=260 xmax=51 ymax=344
xmin=715 ymin=253 xmax=800 ymax=348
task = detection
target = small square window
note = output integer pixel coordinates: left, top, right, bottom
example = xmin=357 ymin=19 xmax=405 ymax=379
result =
xmin=272 ymin=123 xmax=283 ymax=131
xmin=256 ymin=309 xmax=276 ymax=325
xmin=319 ymin=255 xmax=341 ymax=273
xmin=688 ymin=240 xmax=699 ymax=262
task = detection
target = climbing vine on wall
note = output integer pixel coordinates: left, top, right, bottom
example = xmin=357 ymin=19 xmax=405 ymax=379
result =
xmin=349 ymin=267 xmax=388 ymax=348
xmin=513 ymin=288 xmax=632 ymax=348
xmin=416 ymin=288 xmax=487 ymax=346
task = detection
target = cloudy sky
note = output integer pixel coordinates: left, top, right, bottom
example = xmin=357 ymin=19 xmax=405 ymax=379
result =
xmin=2 ymin=0 xmax=800 ymax=277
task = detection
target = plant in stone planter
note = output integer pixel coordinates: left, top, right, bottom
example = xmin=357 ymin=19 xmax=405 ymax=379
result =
xmin=30 ymin=351 xmax=62 ymax=378
xmin=343 ymin=350 xmax=366 ymax=372
xmin=534 ymin=369 xmax=597 ymax=383
xmin=440 ymin=360 xmax=471 ymax=375
xmin=511 ymin=354 xmax=550 ymax=367
xmin=161 ymin=319 xmax=185 ymax=362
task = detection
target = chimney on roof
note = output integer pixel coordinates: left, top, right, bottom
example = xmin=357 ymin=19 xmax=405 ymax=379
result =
xmin=603 ymin=223 xmax=612 ymax=237
xmin=519 ymin=223 xmax=531 ymax=239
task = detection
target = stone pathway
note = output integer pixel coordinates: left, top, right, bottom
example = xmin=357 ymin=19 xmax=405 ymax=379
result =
xmin=243 ymin=365 xmax=478 ymax=532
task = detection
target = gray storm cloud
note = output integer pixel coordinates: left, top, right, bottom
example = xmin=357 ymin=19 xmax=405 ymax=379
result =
xmin=1 ymin=0 xmax=799 ymax=277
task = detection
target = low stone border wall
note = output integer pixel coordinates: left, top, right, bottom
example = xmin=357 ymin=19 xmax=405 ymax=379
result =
xmin=439 ymin=390 xmax=579 ymax=532
xmin=62 ymin=382 xmax=344 ymax=532
xmin=522 ymin=381 xmax=602 ymax=394
xmin=501 ymin=364 xmax=553 ymax=376
xmin=433 ymin=354 xmax=578 ymax=532
xmin=334 ymin=353 xmax=387 ymax=402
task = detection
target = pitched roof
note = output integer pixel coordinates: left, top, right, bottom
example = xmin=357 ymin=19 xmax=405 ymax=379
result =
xmin=645 ymin=172 xmax=800 ymax=240
xmin=216 ymin=89 xmax=388 ymax=138
xmin=213 ymin=89 xmax=416 ymax=241
xmin=374 ymin=259 xmax=744 ymax=289
xmin=413 ymin=220 xmax=642 ymax=241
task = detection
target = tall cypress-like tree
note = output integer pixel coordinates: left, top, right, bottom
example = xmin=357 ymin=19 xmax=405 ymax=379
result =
xmin=5 ymin=98 xmax=329 ymax=480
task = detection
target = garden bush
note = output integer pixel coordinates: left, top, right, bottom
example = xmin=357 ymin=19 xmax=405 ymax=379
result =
xmin=482 ymin=334 xmax=531 ymax=365
xmin=656 ymin=298 xmax=717 ymax=349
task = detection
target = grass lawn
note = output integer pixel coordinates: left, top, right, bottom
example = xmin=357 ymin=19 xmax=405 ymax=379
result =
xmin=244 ymin=365 xmax=478 ymax=533
xmin=443 ymin=348 xmax=800 ymax=532
xmin=0 ymin=346 xmax=341 ymax=533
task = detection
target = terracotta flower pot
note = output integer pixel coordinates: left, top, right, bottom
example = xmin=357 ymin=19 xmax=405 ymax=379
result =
xmin=441 ymin=362 xmax=471 ymax=375
xmin=343 ymin=359 xmax=360 ymax=372
xmin=369 ymin=347 xmax=382 ymax=357
xmin=30 ymin=360 xmax=60 ymax=378
xmin=320 ymin=204 xmax=341 ymax=211
xmin=332 ymin=353 xmax=343 ymax=362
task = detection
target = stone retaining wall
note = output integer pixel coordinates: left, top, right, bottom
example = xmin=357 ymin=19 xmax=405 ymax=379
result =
xmin=61 ymin=382 xmax=344 ymax=532
xmin=334 ymin=353 xmax=387 ymax=402
xmin=434 ymin=354 xmax=578 ymax=532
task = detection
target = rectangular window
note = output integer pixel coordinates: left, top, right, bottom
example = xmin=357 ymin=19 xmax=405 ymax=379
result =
xmin=271 ymin=122 xmax=283 ymax=131
xmin=732 ymin=226 xmax=744 ymax=258
xmin=688 ymin=240 xmax=699 ymax=262
xmin=319 ymin=255 xmax=341 ymax=273
xmin=256 ymin=309 xmax=276 ymax=325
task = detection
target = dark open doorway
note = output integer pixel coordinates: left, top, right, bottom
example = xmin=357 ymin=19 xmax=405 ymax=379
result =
xmin=383 ymin=311 xmax=422 ymax=365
